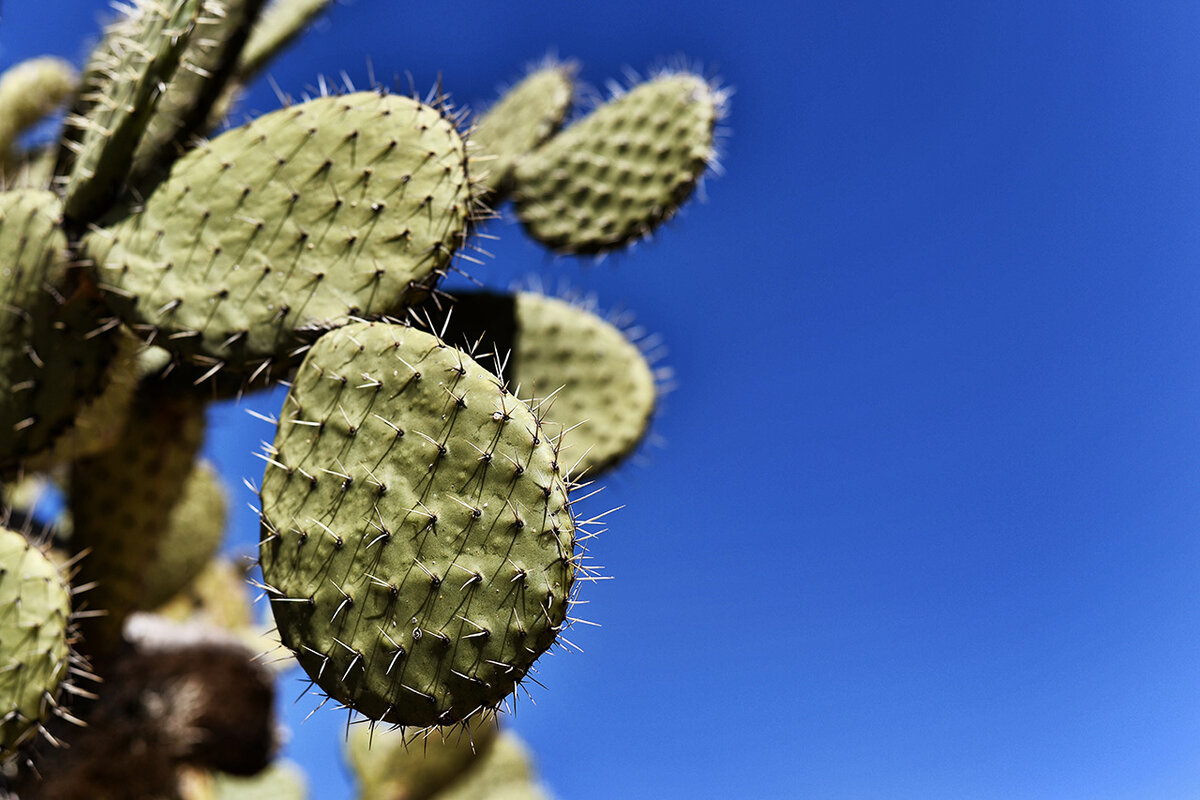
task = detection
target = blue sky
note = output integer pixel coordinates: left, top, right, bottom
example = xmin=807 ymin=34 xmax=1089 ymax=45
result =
xmin=6 ymin=1 xmax=1200 ymax=798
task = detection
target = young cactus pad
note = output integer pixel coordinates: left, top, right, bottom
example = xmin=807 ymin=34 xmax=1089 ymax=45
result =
xmin=0 ymin=528 xmax=74 ymax=762
xmin=85 ymin=91 xmax=471 ymax=375
xmin=511 ymin=71 xmax=723 ymax=254
xmin=259 ymin=322 xmax=577 ymax=727
xmin=470 ymin=60 xmax=575 ymax=197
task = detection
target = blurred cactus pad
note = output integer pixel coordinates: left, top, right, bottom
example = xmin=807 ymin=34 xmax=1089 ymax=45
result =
xmin=0 ymin=0 xmax=726 ymax=797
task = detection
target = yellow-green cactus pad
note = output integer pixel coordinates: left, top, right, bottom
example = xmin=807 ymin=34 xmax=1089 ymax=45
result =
xmin=346 ymin=714 xmax=499 ymax=800
xmin=69 ymin=388 xmax=207 ymax=652
xmin=236 ymin=0 xmax=336 ymax=81
xmin=512 ymin=71 xmax=722 ymax=254
xmin=140 ymin=460 xmax=229 ymax=610
xmin=0 ymin=189 xmax=115 ymax=473
xmin=58 ymin=0 xmax=203 ymax=222
xmin=431 ymin=731 xmax=551 ymax=800
xmin=130 ymin=0 xmax=268 ymax=183
xmin=510 ymin=292 xmax=658 ymax=477
xmin=259 ymin=322 xmax=576 ymax=727
xmin=435 ymin=291 xmax=660 ymax=478
xmin=0 ymin=57 xmax=78 ymax=164
xmin=87 ymin=91 xmax=471 ymax=375
xmin=471 ymin=60 xmax=574 ymax=197
xmin=0 ymin=528 xmax=73 ymax=763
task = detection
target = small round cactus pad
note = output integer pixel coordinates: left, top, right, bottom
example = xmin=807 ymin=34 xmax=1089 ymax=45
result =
xmin=0 ymin=528 xmax=72 ymax=762
xmin=259 ymin=322 xmax=576 ymax=726
xmin=88 ymin=91 xmax=471 ymax=373
xmin=512 ymin=71 xmax=720 ymax=254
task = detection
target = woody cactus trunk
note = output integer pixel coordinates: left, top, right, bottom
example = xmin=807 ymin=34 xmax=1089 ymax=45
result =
xmin=0 ymin=1 xmax=727 ymax=797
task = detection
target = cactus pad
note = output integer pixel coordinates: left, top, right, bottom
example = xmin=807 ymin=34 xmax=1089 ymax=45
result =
xmin=259 ymin=322 xmax=576 ymax=726
xmin=0 ymin=528 xmax=73 ymax=762
xmin=433 ymin=730 xmax=551 ymax=800
xmin=516 ymin=292 xmax=658 ymax=476
xmin=0 ymin=57 xmax=78 ymax=169
xmin=58 ymin=0 xmax=202 ymax=222
xmin=130 ymin=0 xmax=267 ymax=183
xmin=237 ymin=0 xmax=336 ymax=81
xmin=0 ymin=189 xmax=115 ymax=472
xmin=87 ymin=91 xmax=471 ymax=376
xmin=512 ymin=71 xmax=722 ymax=254
xmin=346 ymin=714 xmax=499 ymax=800
xmin=437 ymin=291 xmax=659 ymax=477
xmin=69 ymin=388 xmax=207 ymax=652
xmin=140 ymin=459 xmax=229 ymax=610
xmin=471 ymin=61 xmax=574 ymax=197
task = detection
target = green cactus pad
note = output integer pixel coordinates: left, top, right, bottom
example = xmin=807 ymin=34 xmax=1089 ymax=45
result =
xmin=86 ymin=91 xmax=471 ymax=376
xmin=0 ymin=57 xmax=78 ymax=168
xmin=57 ymin=0 xmax=202 ymax=222
xmin=259 ymin=322 xmax=576 ymax=727
xmin=140 ymin=459 xmax=229 ymax=610
xmin=0 ymin=528 xmax=73 ymax=763
xmin=237 ymin=0 xmax=336 ymax=82
xmin=431 ymin=731 xmax=550 ymax=800
xmin=436 ymin=291 xmax=659 ymax=478
xmin=471 ymin=61 xmax=575 ymax=197
xmin=130 ymin=0 xmax=268 ymax=184
xmin=511 ymin=71 xmax=722 ymax=254
xmin=346 ymin=714 xmax=499 ymax=800
xmin=69 ymin=387 xmax=207 ymax=653
xmin=0 ymin=189 xmax=115 ymax=473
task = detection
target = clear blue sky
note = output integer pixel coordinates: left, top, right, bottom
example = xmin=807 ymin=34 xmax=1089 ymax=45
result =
xmin=5 ymin=1 xmax=1200 ymax=798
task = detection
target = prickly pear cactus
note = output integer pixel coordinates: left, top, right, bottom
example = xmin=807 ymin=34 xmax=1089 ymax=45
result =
xmin=259 ymin=322 xmax=576 ymax=726
xmin=471 ymin=60 xmax=574 ymax=196
xmin=0 ymin=1 xmax=727 ymax=795
xmin=57 ymin=0 xmax=203 ymax=222
xmin=85 ymin=90 xmax=471 ymax=378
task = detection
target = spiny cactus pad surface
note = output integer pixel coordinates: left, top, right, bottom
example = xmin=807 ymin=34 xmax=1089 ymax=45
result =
xmin=87 ymin=91 xmax=471 ymax=376
xmin=0 ymin=189 xmax=114 ymax=472
xmin=0 ymin=528 xmax=73 ymax=762
xmin=58 ymin=0 xmax=202 ymax=222
xmin=512 ymin=291 xmax=657 ymax=477
xmin=259 ymin=322 xmax=576 ymax=726
xmin=512 ymin=71 xmax=721 ymax=254
xmin=130 ymin=0 xmax=267 ymax=182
